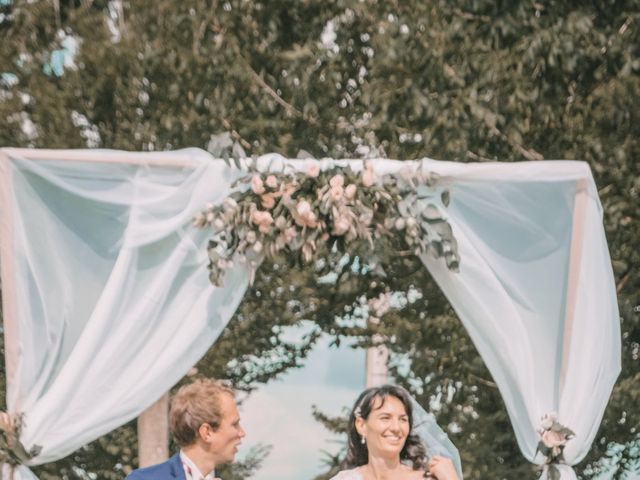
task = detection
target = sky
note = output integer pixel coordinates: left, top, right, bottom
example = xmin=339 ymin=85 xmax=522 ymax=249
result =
xmin=236 ymin=329 xmax=366 ymax=479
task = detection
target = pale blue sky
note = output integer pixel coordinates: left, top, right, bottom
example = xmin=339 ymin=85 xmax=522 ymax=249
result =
xmin=237 ymin=329 xmax=365 ymax=479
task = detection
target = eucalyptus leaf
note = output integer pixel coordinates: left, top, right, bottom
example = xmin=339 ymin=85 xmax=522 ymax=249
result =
xmin=207 ymin=132 xmax=234 ymax=157
xmin=422 ymin=204 xmax=442 ymax=221
xmin=232 ymin=141 xmax=246 ymax=161
xmin=441 ymin=190 xmax=450 ymax=207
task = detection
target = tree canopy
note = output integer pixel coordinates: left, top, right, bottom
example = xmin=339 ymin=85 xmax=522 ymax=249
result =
xmin=0 ymin=0 xmax=638 ymax=478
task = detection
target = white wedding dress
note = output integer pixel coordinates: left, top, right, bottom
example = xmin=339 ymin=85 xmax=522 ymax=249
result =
xmin=330 ymin=469 xmax=363 ymax=480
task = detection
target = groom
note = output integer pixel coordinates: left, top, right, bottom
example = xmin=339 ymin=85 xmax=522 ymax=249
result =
xmin=126 ymin=378 xmax=246 ymax=480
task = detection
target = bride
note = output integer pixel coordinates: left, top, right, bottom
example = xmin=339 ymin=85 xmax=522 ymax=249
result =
xmin=330 ymin=385 xmax=460 ymax=480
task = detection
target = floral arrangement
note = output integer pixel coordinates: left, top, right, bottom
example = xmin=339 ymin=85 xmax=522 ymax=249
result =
xmin=536 ymin=413 xmax=575 ymax=480
xmin=193 ymin=160 xmax=460 ymax=286
xmin=0 ymin=411 xmax=42 ymax=467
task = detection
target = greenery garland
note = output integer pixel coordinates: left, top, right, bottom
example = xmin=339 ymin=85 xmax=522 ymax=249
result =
xmin=194 ymin=160 xmax=460 ymax=286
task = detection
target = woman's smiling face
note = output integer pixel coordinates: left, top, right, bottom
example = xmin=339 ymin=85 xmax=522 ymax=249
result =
xmin=356 ymin=395 xmax=410 ymax=459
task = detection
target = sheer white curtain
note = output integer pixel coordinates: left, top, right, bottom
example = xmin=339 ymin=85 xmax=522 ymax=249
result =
xmin=0 ymin=149 xmax=251 ymax=479
xmin=420 ymin=160 xmax=620 ymax=479
xmin=0 ymin=149 xmax=619 ymax=480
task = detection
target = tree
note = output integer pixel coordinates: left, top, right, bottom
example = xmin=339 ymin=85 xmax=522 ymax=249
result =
xmin=1 ymin=0 xmax=638 ymax=478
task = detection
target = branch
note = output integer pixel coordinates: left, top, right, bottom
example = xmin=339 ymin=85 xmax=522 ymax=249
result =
xmin=616 ymin=271 xmax=631 ymax=294
xmin=469 ymin=373 xmax=497 ymax=388
xmin=237 ymin=54 xmax=304 ymax=118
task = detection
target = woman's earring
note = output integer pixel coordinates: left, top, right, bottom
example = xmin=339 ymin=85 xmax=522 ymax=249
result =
xmin=361 ymin=435 xmax=366 ymax=445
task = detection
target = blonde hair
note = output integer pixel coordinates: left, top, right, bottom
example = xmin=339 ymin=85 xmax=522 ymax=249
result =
xmin=169 ymin=379 xmax=235 ymax=447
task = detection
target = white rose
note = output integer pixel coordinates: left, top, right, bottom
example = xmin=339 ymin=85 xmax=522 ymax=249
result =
xmin=540 ymin=413 xmax=557 ymax=430
xmin=213 ymin=218 xmax=225 ymax=230
xmin=223 ymin=197 xmax=238 ymax=211
xmin=192 ymin=212 xmax=206 ymax=228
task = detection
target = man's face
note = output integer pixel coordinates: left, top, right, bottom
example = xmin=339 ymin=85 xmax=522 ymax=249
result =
xmin=206 ymin=392 xmax=245 ymax=465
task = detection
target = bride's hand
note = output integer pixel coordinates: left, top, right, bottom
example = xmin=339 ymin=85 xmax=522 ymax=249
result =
xmin=427 ymin=456 xmax=459 ymax=480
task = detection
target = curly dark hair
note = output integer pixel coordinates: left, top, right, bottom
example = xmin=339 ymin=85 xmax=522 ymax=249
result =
xmin=342 ymin=385 xmax=429 ymax=474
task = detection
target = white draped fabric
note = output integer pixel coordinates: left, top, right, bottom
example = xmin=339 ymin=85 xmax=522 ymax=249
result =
xmin=0 ymin=148 xmax=620 ymax=480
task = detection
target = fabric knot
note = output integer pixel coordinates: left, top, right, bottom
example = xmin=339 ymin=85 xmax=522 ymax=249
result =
xmin=0 ymin=412 xmax=42 ymax=467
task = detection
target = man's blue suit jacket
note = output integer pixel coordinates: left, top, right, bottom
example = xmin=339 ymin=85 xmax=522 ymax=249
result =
xmin=125 ymin=453 xmax=186 ymax=480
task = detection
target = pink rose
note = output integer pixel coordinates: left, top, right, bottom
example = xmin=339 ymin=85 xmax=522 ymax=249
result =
xmin=306 ymin=212 xmax=318 ymax=228
xmin=259 ymin=223 xmax=271 ymax=233
xmin=330 ymin=185 xmax=344 ymax=202
xmin=329 ymin=174 xmax=344 ymax=188
xmin=294 ymin=199 xmax=317 ymax=228
xmin=251 ymin=175 xmax=265 ymax=194
xmin=266 ymin=175 xmax=278 ymax=189
xmin=306 ymin=162 xmax=320 ymax=177
xmin=345 ymin=184 xmax=357 ymax=200
xmin=296 ymin=200 xmax=312 ymax=217
xmin=250 ymin=210 xmax=274 ymax=227
xmin=542 ymin=430 xmax=566 ymax=448
xmin=261 ymin=193 xmax=276 ymax=209
xmin=332 ymin=216 xmax=351 ymax=236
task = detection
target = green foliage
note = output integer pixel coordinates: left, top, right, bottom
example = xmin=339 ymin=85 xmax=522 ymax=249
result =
xmin=1 ymin=0 xmax=639 ymax=478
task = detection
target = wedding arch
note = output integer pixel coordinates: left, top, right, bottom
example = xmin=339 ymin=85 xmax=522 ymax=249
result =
xmin=0 ymin=148 xmax=620 ymax=480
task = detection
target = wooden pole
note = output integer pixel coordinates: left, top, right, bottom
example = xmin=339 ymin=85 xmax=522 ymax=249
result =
xmin=365 ymin=340 xmax=389 ymax=388
xmin=559 ymin=178 xmax=588 ymax=395
xmin=137 ymin=393 xmax=169 ymax=467
xmin=0 ymin=151 xmax=20 ymax=410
